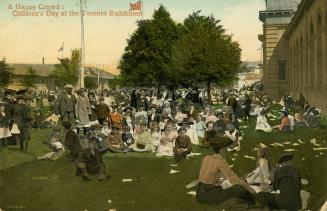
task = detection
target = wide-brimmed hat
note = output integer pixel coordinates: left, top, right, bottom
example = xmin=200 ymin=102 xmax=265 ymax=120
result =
xmin=0 ymin=101 xmax=8 ymax=106
xmin=64 ymin=84 xmax=73 ymax=89
xmin=306 ymin=107 xmax=316 ymax=113
xmin=278 ymin=154 xmax=293 ymax=164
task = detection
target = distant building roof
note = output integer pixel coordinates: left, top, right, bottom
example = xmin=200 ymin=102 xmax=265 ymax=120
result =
xmin=84 ymin=66 xmax=115 ymax=80
xmin=10 ymin=63 xmax=55 ymax=77
xmin=9 ymin=63 xmax=115 ymax=80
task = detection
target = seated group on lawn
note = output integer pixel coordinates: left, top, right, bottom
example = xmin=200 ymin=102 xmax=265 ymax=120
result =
xmin=0 ymin=83 xmax=324 ymax=209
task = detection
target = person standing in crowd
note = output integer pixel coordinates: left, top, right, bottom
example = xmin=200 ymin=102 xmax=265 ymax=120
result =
xmin=259 ymin=154 xmax=302 ymax=211
xmin=75 ymin=89 xmax=92 ymax=135
xmin=88 ymin=92 xmax=98 ymax=125
xmin=242 ymin=94 xmax=252 ymax=121
xmin=227 ymin=93 xmax=238 ymax=114
xmin=196 ymin=138 xmax=256 ymax=206
xmin=148 ymin=105 xmax=161 ymax=128
xmin=122 ymin=107 xmax=135 ymax=133
xmin=55 ymin=84 xmax=76 ymax=125
xmin=108 ymin=105 xmax=122 ymax=130
xmin=130 ymin=90 xmax=138 ymax=109
xmin=96 ymin=97 xmax=110 ymax=125
xmin=0 ymin=101 xmax=11 ymax=147
xmin=15 ymin=96 xmax=33 ymax=151
xmin=297 ymin=93 xmax=305 ymax=109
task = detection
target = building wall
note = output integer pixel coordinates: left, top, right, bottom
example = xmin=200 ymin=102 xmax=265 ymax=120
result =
xmin=262 ymin=24 xmax=290 ymax=98
xmin=287 ymin=0 xmax=327 ymax=110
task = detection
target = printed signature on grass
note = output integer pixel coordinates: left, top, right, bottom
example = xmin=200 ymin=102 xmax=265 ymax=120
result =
xmin=31 ymin=174 xmax=58 ymax=182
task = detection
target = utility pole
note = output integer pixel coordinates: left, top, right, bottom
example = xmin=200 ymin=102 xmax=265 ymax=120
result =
xmin=79 ymin=0 xmax=85 ymax=88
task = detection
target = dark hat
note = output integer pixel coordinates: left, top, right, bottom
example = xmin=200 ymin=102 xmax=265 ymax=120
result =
xmin=136 ymin=143 xmax=146 ymax=149
xmin=15 ymin=95 xmax=26 ymax=100
xmin=306 ymin=107 xmax=316 ymax=113
xmin=177 ymin=120 xmax=194 ymax=126
xmin=209 ymin=138 xmax=233 ymax=149
xmin=124 ymin=107 xmax=133 ymax=112
xmin=177 ymin=127 xmax=187 ymax=133
xmin=16 ymin=89 xmax=28 ymax=95
xmin=216 ymin=111 xmax=224 ymax=116
xmin=62 ymin=121 xmax=72 ymax=129
xmin=279 ymin=110 xmax=288 ymax=116
xmin=4 ymin=88 xmax=16 ymax=95
xmin=278 ymin=154 xmax=293 ymax=164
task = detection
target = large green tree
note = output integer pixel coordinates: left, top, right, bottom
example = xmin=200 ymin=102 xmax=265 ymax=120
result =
xmin=84 ymin=76 xmax=98 ymax=90
xmin=119 ymin=5 xmax=181 ymax=91
xmin=0 ymin=58 xmax=13 ymax=88
xmin=50 ymin=49 xmax=80 ymax=87
xmin=172 ymin=11 xmax=242 ymax=102
xmin=23 ymin=66 xmax=37 ymax=88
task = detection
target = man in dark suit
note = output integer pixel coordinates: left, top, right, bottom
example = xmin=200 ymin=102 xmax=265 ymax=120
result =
xmin=54 ymin=84 xmax=76 ymax=125
xmin=15 ymin=95 xmax=33 ymax=151
xmin=148 ymin=106 xmax=161 ymax=128
xmin=259 ymin=154 xmax=302 ymax=211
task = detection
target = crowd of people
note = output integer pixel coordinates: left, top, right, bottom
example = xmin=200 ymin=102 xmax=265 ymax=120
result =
xmin=0 ymin=81 xmax=325 ymax=209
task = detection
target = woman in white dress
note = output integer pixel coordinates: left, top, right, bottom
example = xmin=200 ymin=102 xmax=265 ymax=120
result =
xmin=255 ymin=107 xmax=272 ymax=132
xmin=156 ymin=122 xmax=177 ymax=157
xmin=245 ymin=143 xmax=273 ymax=193
xmin=0 ymin=102 xmax=12 ymax=146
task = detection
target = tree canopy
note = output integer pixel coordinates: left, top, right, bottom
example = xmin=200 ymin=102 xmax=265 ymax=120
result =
xmin=119 ymin=5 xmax=181 ymax=89
xmin=172 ymin=11 xmax=241 ymax=99
xmin=50 ymin=49 xmax=80 ymax=88
xmin=118 ymin=7 xmax=242 ymax=100
xmin=0 ymin=58 xmax=13 ymax=88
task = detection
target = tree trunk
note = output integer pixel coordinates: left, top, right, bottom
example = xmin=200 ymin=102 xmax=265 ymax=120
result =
xmin=207 ymin=81 xmax=212 ymax=105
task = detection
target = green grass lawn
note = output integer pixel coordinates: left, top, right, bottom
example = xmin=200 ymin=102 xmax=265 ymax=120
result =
xmin=0 ymin=112 xmax=327 ymax=211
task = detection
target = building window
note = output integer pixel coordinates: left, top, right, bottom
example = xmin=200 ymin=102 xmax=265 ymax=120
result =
xmin=279 ymin=61 xmax=287 ymax=80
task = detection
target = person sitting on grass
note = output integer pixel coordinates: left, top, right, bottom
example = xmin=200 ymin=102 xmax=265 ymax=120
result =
xmin=258 ymin=154 xmax=302 ymax=210
xmin=121 ymin=125 xmax=135 ymax=146
xmin=303 ymin=107 xmax=325 ymax=129
xmin=156 ymin=121 xmax=177 ymax=157
xmin=76 ymin=138 xmax=107 ymax=181
xmin=173 ymin=127 xmax=192 ymax=161
xmin=107 ymin=128 xmax=126 ymax=153
xmin=196 ymin=137 xmax=256 ymax=206
xmin=63 ymin=121 xmax=82 ymax=161
xmin=213 ymin=111 xmax=226 ymax=134
xmin=272 ymin=110 xmax=292 ymax=133
xmin=108 ymin=105 xmax=122 ymax=131
xmin=245 ymin=143 xmax=273 ymax=193
xmin=255 ymin=107 xmax=272 ymax=132
xmin=150 ymin=122 xmax=161 ymax=148
xmin=195 ymin=115 xmax=206 ymax=139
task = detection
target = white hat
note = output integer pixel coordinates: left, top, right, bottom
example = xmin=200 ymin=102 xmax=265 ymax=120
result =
xmin=64 ymin=84 xmax=73 ymax=89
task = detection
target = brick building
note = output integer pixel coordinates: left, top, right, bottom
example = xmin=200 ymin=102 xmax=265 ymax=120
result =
xmin=259 ymin=0 xmax=327 ymax=110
